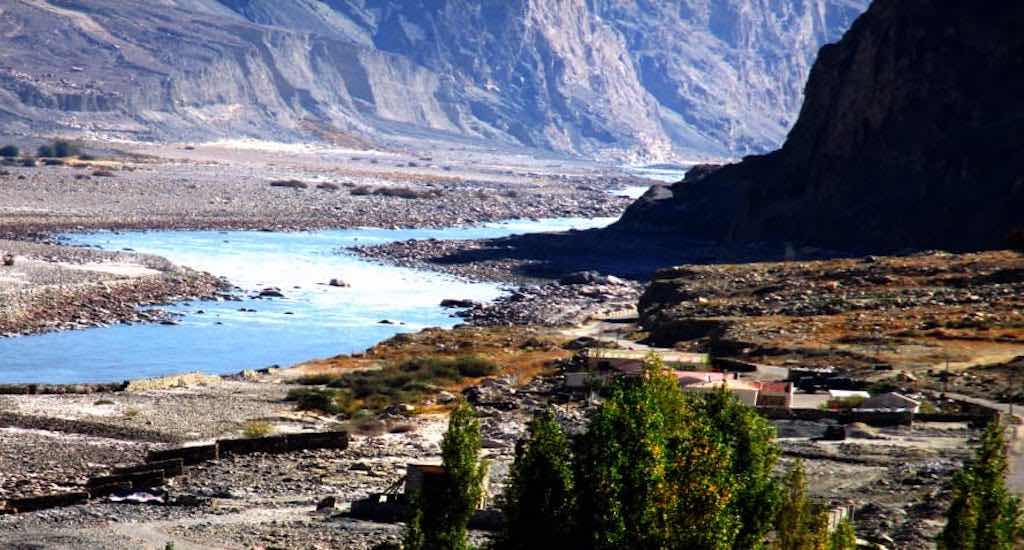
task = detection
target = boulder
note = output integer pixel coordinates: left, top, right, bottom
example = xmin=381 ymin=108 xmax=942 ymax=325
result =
xmin=440 ymin=298 xmax=478 ymax=308
xmin=328 ymin=278 xmax=350 ymax=288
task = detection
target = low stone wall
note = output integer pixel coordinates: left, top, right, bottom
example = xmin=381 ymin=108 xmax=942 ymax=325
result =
xmin=757 ymin=407 xmax=914 ymax=426
xmin=0 ymin=431 xmax=349 ymax=516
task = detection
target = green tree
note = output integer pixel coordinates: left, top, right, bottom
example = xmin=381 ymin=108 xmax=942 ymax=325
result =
xmin=775 ymin=460 xmax=828 ymax=550
xmin=37 ymin=144 xmax=54 ymax=158
xmin=829 ymin=519 xmax=857 ymax=550
xmin=938 ymin=421 xmax=1023 ymax=549
xmin=573 ymin=356 xmax=740 ymax=549
xmin=0 ymin=145 xmax=18 ymax=158
xmin=694 ymin=387 xmax=781 ymax=549
xmin=494 ymin=409 xmax=577 ymax=550
xmin=404 ymin=401 xmax=486 ymax=550
xmin=51 ymin=140 xmax=79 ymax=158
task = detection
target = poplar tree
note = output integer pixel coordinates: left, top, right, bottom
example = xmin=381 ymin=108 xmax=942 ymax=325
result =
xmin=404 ymin=401 xmax=486 ymax=550
xmin=938 ymin=421 xmax=1023 ymax=549
xmin=494 ymin=409 xmax=577 ymax=550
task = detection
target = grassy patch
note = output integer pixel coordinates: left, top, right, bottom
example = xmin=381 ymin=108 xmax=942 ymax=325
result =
xmin=289 ymin=355 xmax=500 ymax=416
xmin=242 ymin=420 xmax=274 ymax=438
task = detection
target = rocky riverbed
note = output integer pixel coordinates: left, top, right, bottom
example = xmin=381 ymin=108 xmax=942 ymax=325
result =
xmin=0 ymin=142 xmax=643 ymax=239
xmin=0 ymin=238 xmax=227 ymax=336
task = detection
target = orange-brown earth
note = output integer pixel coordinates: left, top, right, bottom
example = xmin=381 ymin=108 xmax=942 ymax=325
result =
xmin=639 ymin=250 xmax=1024 ymax=402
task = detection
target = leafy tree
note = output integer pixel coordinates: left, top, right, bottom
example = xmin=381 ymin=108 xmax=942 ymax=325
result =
xmin=37 ymin=145 xmax=54 ymax=158
xmin=695 ymin=387 xmax=781 ymax=549
xmin=829 ymin=519 xmax=857 ymax=550
xmin=493 ymin=409 xmax=577 ymax=550
xmin=0 ymin=145 xmax=18 ymax=158
xmin=51 ymin=140 xmax=79 ymax=158
xmin=938 ymin=421 xmax=1023 ymax=549
xmin=776 ymin=460 xmax=828 ymax=550
xmin=573 ymin=356 xmax=740 ymax=549
xmin=404 ymin=401 xmax=486 ymax=550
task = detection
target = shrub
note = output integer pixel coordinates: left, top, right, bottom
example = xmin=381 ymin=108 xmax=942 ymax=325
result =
xmin=92 ymin=170 xmax=116 ymax=177
xmin=0 ymin=145 xmax=18 ymax=158
xmin=242 ymin=420 xmax=274 ymax=438
xmin=453 ymin=355 xmax=500 ymax=377
xmin=269 ymin=179 xmax=308 ymax=189
xmin=316 ymin=182 xmax=340 ymax=191
xmin=21 ymin=158 xmax=36 ymax=167
xmin=350 ymin=185 xmax=374 ymax=196
xmin=43 ymin=158 xmax=66 ymax=166
xmin=286 ymin=387 xmax=342 ymax=414
xmin=37 ymin=145 xmax=54 ymax=158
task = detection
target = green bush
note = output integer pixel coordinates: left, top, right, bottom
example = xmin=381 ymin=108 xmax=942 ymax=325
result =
xmin=285 ymin=387 xmax=362 ymax=417
xmin=0 ymin=145 xmax=18 ymax=158
xmin=37 ymin=140 xmax=81 ymax=158
xmin=320 ymin=355 xmax=501 ymax=412
xmin=52 ymin=140 xmax=79 ymax=158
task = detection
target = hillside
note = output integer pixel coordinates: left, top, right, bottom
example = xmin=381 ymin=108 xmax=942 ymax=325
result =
xmin=614 ymin=0 xmax=1024 ymax=251
xmin=0 ymin=0 xmax=865 ymax=160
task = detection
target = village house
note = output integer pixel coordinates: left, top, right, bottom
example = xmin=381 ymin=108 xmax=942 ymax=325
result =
xmin=855 ymin=392 xmax=921 ymax=413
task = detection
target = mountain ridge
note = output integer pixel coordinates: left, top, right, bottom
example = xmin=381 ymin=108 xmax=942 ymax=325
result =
xmin=0 ymin=0 xmax=866 ymax=160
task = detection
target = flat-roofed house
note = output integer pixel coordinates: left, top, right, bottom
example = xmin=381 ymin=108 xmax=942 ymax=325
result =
xmin=855 ymin=392 xmax=921 ymax=413
xmin=684 ymin=379 xmax=761 ymax=406
xmin=755 ymin=381 xmax=794 ymax=409
xmin=583 ymin=349 xmax=710 ymax=371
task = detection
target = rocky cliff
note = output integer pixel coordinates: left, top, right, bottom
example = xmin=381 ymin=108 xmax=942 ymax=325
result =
xmin=0 ymin=0 xmax=865 ymax=160
xmin=614 ymin=0 xmax=1024 ymax=251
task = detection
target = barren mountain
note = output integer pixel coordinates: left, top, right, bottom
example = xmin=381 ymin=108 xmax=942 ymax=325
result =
xmin=0 ymin=0 xmax=865 ymax=160
xmin=614 ymin=0 xmax=1024 ymax=251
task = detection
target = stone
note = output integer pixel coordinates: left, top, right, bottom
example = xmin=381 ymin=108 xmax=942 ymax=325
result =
xmin=328 ymin=278 xmax=350 ymax=288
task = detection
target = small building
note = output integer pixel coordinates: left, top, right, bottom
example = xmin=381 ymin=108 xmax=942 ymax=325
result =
xmin=756 ymin=381 xmax=794 ymax=409
xmin=565 ymin=349 xmax=712 ymax=389
xmin=405 ymin=464 xmax=490 ymax=509
xmin=583 ymin=349 xmax=710 ymax=372
xmin=827 ymin=390 xmax=870 ymax=400
xmin=855 ymin=392 xmax=921 ymax=413
xmin=684 ymin=379 xmax=761 ymax=407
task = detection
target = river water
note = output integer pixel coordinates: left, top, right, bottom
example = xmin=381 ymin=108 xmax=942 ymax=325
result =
xmin=0 ymin=218 xmax=614 ymax=384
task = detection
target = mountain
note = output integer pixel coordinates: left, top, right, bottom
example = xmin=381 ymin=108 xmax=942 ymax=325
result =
xmin=0 ymin=0 xmax=866 ymax=160
xmin=614 ymin=0 xmax=1024 ymax=251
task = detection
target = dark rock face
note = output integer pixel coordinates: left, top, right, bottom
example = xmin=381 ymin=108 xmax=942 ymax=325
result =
xmin=615 ymin=0 xmax=1024 ymax=251
xmin=0 ymin=0 xmax=864 ymax=159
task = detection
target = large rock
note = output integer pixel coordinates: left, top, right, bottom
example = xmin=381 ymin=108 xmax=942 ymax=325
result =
xmin=614 ymin=0 xmax=1024 ymax=252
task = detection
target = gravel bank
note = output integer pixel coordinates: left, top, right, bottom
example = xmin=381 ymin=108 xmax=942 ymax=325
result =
xmin=0 ymin=239 xmax=227 ymax=336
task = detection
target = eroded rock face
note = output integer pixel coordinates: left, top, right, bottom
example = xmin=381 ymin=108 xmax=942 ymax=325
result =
xmin=0 ymin=0 xmax=865 ymax=159
xmin=614 ymin=0 xmax=1024 ymax=251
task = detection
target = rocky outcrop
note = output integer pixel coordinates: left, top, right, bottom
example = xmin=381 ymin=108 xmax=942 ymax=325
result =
xmin=0 ymin=0 xmax=865 ymax=160
xmin=614 ymin=0 xmax=1024 ymax=251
